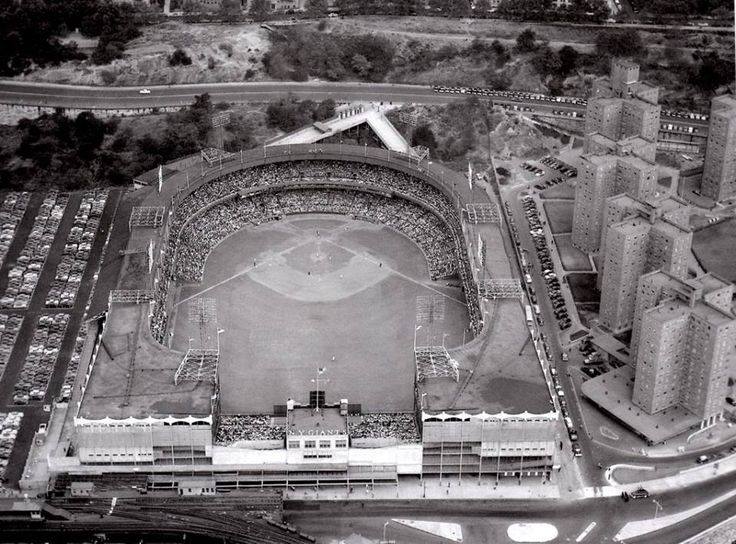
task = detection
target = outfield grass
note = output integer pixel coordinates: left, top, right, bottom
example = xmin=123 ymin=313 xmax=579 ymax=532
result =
xmin=171 ymin=215 xmax=470 ymax=415
xmin=542 ymin=200 xmax=574 ymax=234
xmin=693 ymin=218 xmax=736 ymax=283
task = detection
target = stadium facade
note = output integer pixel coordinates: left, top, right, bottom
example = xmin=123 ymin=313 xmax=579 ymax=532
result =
xmin=54 ymin=144 xmax=559 ymax=490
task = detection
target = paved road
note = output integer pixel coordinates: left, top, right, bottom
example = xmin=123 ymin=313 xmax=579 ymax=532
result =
xmin=285 ymin=469 xmax=736 ymax=543
xmin=0 ymin=80 xmax=711 ymax=132
xmin=0 ymin=80 xmax=462 ymax=109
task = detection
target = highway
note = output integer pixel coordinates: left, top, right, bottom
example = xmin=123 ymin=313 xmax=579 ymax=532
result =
xmin=0 ymin=79 xmax=710 ymax=131
xmin=0 ymin=80 xmax=461 ymax=109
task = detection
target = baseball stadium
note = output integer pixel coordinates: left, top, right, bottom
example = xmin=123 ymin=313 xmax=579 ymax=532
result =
xmin=60 ymin=143 xmax=559 ymax=492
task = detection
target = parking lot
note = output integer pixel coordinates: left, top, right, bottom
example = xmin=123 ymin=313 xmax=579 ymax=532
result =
xmin=0 ymin=189 xmax=120 ymax=487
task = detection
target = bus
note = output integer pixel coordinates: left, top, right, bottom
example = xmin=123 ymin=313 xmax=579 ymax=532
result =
xmin=525 ymin=305 xmax=534 ymax=324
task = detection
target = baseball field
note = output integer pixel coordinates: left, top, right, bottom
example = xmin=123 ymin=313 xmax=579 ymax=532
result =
xmin=170 ymin=214 xmax=471 ymax=415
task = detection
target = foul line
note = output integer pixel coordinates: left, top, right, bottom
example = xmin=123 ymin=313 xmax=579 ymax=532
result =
xmin=175 ymin=242 xmax=304 ymax=307
xmin=177 ymin=223 xmax=467 ymax=308
xmin=322 ymin=239 xmax=468 ymax=307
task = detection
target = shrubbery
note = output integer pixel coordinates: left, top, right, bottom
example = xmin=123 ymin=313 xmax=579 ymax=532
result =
xmin=266 ymin=97 xmax=337 ymax=132
xmin=0 ymin=0 xmax=141 ymax=73
xmin=264 ymin=28 xmax=395 ymax=82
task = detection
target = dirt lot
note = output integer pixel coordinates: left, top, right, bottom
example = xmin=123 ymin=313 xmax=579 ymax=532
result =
xmin=692 ymin=218 xmax=736 ymax=283
xmin=19 ymin=21 xmax=270 ymax=86
xmin=171 ymin=214 xmax=469 ymax=415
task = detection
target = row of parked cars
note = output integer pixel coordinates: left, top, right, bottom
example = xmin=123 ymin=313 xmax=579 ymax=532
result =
xmin=0 ymin=315 xmax=22 ymax=387
xmin=521 ymin=162 xmax=544 ymax=177
xmin=540 ymin=156 xmax=577 ymax=178
xmin=0 ymin=192 xmax=68 ymax=309
xmin=521 ymin=195 xmax=572 ymax=331
xmin=0 ymin=192 xmax=31 ymax=269
xmin=58 ymin=329 xmax=87 ymax=403
xmin=13 ymin=314 xmax=70 ymax=405
xmin=534 ymin=176 xmax=567 ymax=191
xmin=0 ymin=412 xmax=22 ymax=482
xmin=46 ymin=192 xmax=107 ymax=309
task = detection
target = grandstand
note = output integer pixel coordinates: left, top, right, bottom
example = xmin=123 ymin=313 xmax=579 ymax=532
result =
xmin=59 ymin=144 xmax=557 ymax=488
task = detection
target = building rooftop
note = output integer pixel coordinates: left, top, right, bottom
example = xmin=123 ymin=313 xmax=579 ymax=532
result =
xmin=712 ymin=95 xmax=736 ymax=117
xmin=78 ymin=303 xmax=215 ymax=421
xmin=612 ymin=217 xmax=650 ymax=236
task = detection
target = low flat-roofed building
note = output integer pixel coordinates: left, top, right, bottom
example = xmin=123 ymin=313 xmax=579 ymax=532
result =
xmin=581 ymin=367 xmax=701 ymax=444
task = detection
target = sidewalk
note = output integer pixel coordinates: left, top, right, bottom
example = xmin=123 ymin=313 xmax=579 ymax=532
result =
xmin=284 ymin=475 xmax=561 ymax=501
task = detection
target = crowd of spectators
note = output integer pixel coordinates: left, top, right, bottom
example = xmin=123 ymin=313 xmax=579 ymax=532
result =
xmin=149 ymin=160 xmax=483 ymax=344
xmin=175 ymin=188 xmax=457 ymax=283
xmin=348 ymin=413 xmax=420 ymax=441
xmin=0 ymin=192 xmax=30 ymax=269
xmin=216 ymin=415 xmax=286 ymax=445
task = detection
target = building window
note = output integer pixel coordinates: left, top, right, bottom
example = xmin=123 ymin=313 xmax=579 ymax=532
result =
xmin=319 ymin=440 xmax=331 ymax=448
xmin=304 ymin=440 xmax=316 ymax=449
xmin=288 ymin=440 xmax=300 ymax=449
xmin=335 ymin=440 xmax=347 ymax=448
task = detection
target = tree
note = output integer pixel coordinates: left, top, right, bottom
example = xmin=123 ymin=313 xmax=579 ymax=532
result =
xmin=532 ymin=46 xmax=561 ymax=78
xmin=484 ymin=71 xmax=511 ymax=90
xmin=515 ymin=29 xmax=537 ymax=53
xmin=351 ymin=54 xmax=372 ymax=78
xmin=314 ymin=99 xmax=336 ymax=121
xmin=595 ymin=29 xmax=643 ymax=58
xmin=474 ymin=0 xmax=493 ymax=15
xmin=219 ymin=0 xmax=241 ymax=16
xmin=558 ymin=45 xmax=579 ymax=76
xmin=305 ymin=0 xmax=328 ymax=17
xmin=448 ymin=0 xmax=472 ymax=17
xmin=491 ymin=39 xmax=510 ymax=67
xmin=169 ymin=48 xmax=192 ymax=66
xmin=411 ymin=124 xmax=437 ymax=153
xmin=249 ymin=0 xmax=270 ymax=21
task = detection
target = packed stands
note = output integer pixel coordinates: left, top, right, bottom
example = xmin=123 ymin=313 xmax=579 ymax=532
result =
xmin=348 ymin=413 xmax=420 ymax=441
xmin=149 ymin=160 xmax=482 ymax=345
xmin=175 ymin=188 xmax=457 ymax=283
xmin=216 ymin=415 xmax=286 ymax=444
